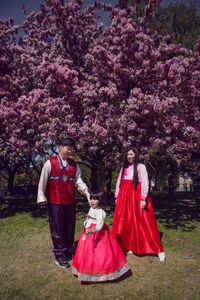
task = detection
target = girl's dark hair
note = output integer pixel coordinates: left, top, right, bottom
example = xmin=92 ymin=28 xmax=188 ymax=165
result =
xmin=90 ymin=190 xmax=106 ymax=208
xmin=120 ymin=146 xmax=139 ymax=189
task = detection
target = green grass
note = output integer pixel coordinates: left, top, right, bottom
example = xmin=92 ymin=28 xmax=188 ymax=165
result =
xmin=0 ymin=193 xmax=200 ymax=300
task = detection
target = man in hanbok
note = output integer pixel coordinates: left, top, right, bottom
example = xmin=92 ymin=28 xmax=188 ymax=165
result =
xmin=37 ymin=138 xmax=89 ymax=268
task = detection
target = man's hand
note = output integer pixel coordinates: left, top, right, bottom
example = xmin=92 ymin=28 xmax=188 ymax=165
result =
xmin=83 ymin=188 xmax=89 ymax=195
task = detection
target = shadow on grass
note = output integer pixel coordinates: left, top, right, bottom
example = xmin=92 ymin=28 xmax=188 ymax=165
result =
xmin=71 ymin=240 xmax=79 ymax=254
xmin=76 ymin=269 xmax=133 ymax=285
xmin=0 ymin=192 xmax=200 ymax=231
xmin=0 ymin=195 xmax=48 ymax=219
xmin=0 ymin=193 xmax=89 ymax=219
xmin=151 ymin=192 xmax=200 ymax=231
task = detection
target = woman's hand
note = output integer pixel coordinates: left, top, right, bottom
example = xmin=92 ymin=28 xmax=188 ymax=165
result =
xmin=140 ymin=200 xmax=147 ymax=211
xmin=86 ymin=228 xmax=93 ymax=234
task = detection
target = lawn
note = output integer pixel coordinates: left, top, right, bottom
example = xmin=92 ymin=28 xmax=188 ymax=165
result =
xmin=0 ymin=192 xmax=200 ymax=300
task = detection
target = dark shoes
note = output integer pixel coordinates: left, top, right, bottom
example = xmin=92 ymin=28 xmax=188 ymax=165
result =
xmin=55 ymin=254 xmax=70 ymax=268
xmin=54 ymin=250 xmax=73 ymax=268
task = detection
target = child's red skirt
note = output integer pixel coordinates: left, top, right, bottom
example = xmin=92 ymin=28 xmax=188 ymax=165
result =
xmin=72 ymin=224 xmax=130 ymax=282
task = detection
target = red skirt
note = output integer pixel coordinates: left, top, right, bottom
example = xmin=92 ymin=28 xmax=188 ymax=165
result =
xmin=112 ymin=180 xmax=164 ymax=255
xmin=72 ymin=224 xmax=130 ymax=281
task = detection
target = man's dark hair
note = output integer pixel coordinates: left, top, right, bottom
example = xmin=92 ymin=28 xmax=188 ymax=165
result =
xmin=60 ymin=137 xmax=75 ymax=147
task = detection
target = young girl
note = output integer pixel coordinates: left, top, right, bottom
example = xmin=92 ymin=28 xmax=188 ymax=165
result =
xmin=72 ymin=191 xmax=130 ymax=282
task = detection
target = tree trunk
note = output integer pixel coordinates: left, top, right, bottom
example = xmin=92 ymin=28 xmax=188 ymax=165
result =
xmin=7 ymin=168 xmax=16 ymax=194
xmin=89 ymin=153 xmax=104 ymax=190
xmin=167 ymin=159 xmax=178 ymax=194
xmin=154 ymin=169 xmax=159 ymax=191
xmin=105 ymin=168 xmax=113 ymax=203
xmin=90 ymin=165 xmax=99 ymax=190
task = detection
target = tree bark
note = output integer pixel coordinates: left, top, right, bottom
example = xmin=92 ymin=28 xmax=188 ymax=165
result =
xmin=167 ymin=159 xmax=178 ymax=194
xmin=90 ymin=165 xmax=99 ymax=190
xmin=105 ymin=167 xmax=113 ymax=203
xmin=7 ymin=168 xmax=16 ymax=193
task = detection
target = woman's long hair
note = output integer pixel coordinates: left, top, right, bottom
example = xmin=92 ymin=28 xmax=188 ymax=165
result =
xmin=120 ymin=146 xmax=139 ymax=189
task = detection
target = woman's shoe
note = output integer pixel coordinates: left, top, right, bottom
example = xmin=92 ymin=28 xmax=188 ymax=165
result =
xmin=158 ymin=252 xmax=166 ymax=261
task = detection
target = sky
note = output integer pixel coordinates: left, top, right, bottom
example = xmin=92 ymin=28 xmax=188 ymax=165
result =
xmin=0 ymin=0 xmax=199 ymax=26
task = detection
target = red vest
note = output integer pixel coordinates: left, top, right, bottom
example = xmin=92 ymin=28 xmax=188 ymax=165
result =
xmin=47 ymin=155 xmax=77 ymax=205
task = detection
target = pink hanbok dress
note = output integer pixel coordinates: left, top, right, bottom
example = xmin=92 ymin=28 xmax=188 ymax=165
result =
xmin=112 ymin=163 xmax=164 ymax=255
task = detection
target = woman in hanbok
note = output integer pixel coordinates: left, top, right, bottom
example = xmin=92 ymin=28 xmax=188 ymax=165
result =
xmin=112 ymin=147 xmax=165 ymax=261
xmin=72 ymin=191 xmax=130 ymax=282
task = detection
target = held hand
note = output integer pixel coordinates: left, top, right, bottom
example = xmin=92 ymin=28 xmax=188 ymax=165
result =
xmin=83 ymin=188 xmax=88 ymax=195
xmin=140 ymin=200 xmax=147 ymax=211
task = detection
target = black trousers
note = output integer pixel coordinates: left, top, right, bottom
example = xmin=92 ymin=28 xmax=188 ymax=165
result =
xmin=48 ymin=203 xmax=76 ymax=256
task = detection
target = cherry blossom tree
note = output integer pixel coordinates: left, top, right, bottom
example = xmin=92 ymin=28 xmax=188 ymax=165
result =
xmin=0 ymin=0 xmax=199 ymax=192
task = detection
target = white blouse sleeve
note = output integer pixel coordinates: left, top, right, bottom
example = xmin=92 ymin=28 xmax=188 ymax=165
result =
xmin=75 ymin=164 xmax=88 ymax=194
xmin=115 ymin=168 xmax=122 ymax=198
xmin=138 ymin=164 xmax=149 ymax=200
xmin=37 ymin=160 xmax=51 ymax=203
xmin=90 ymin=209 xmax=106 ymax=233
